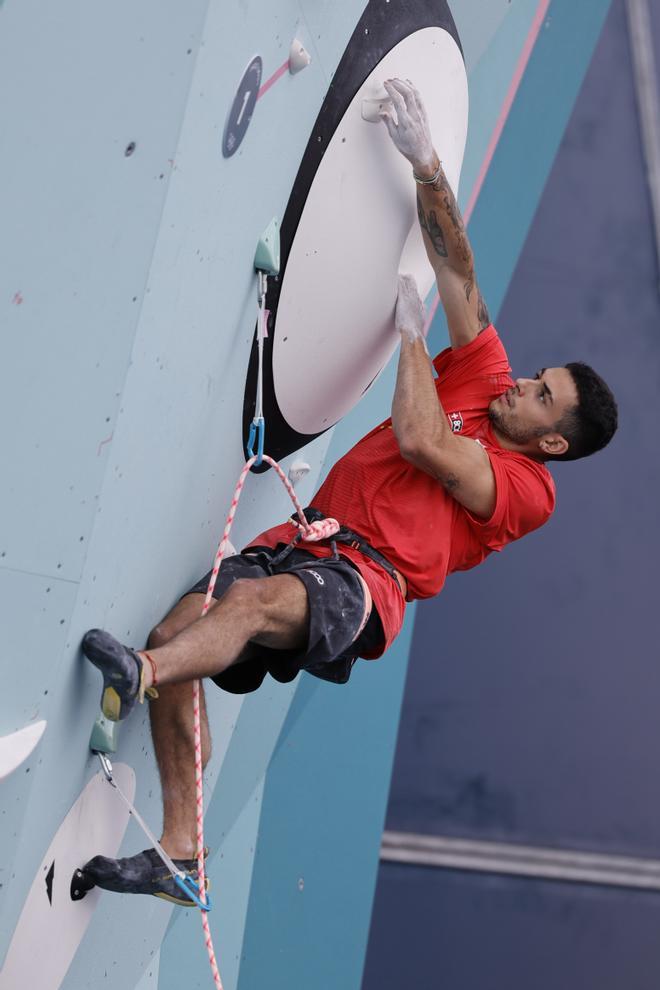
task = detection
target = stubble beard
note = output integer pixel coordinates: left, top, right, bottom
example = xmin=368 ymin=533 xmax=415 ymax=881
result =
xmin=488 ymin=403 xmax=548 ymax=446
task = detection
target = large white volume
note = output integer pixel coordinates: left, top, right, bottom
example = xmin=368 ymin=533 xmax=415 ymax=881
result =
xmin=272 ymin=27 xmax=468 ymax=435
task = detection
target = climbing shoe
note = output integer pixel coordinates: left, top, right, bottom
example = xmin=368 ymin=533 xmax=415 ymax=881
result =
xmin=82 ymin=628 xmax=158 ymax=721
xmin=81 ymin=848 xmax=209 ymax=907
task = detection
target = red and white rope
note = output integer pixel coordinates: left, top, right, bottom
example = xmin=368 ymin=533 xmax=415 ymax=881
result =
xmin=192 ymin=453 xmax=338 ymax=988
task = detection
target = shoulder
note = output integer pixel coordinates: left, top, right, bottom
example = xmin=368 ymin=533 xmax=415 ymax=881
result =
xmin=433 ymin=326 xmax=511 ymax=384
xmin=465 ymin=444 xmax=556 ymax=550
xmin=488 ymin=440 xmax=556 ymax=499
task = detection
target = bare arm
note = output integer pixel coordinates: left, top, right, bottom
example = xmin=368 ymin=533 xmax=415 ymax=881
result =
xmin=393 ymin=275 xmax=495 ymax=518
xmin=381 ymin=79 xmax=491 ymax=349
xmin=415 ymin=158 xmax=490 ymax=348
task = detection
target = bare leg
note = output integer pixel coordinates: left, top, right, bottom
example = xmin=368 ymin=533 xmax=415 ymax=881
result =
xmin=141 ymin=575 xmax=309 ymax=688
xmin=146 ymin=594 xmax=214 ymax=859
xmin=144 ymin=576 xmax=309 ymax=858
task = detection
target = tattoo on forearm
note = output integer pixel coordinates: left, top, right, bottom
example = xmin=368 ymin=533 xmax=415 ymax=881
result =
xmin=418 ymin=167 xmax=490 ymax=330
xmin=417 ymin=196 xmax=448 ymax=258
xmin=429 ymin=170 xmax=472 ymax=268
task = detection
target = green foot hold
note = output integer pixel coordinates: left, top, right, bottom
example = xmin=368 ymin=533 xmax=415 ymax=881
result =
xmin=254 ymin=217 xmax=280 ymax=276
xmin=89 ymin=712 xmax=120 ymax=754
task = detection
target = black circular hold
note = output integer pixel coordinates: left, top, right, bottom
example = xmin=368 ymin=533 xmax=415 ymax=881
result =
xmin=222 ymin=55 xmax=262 ymax=158
xmin=124 ymin=141 xmax=136 ymax=157
xmin=70 ymin=868 xmax=95 ymax=901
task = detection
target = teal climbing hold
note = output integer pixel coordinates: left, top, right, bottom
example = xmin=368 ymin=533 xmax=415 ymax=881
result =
xmin=89 ymin=712 xmax=120 ymax=755
xmin=254 ymin=217 xmax=280 ymax=276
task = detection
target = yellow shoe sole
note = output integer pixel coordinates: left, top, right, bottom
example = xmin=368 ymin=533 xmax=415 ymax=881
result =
xmin=154 ymin=877 xmax=211 ymax=908
xmin=101 ymin=686 xmax=122 ymax=721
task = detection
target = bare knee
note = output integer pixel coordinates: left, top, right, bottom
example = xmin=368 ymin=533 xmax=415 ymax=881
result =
xmin=147 ymin=593 xmax=210 ymax=649
xmin=148 ymin=622 xmax=174 ymax=650
xmin=148 ymin=610 xmax=193 ymax=649
xmin=222 ymin=577 xmax=283 ymax=625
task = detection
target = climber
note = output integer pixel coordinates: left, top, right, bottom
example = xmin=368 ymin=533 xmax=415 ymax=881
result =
xmin=80 ymin=79 xmax=618 ymax=904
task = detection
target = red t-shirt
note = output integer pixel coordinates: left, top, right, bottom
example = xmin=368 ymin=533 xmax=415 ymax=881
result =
xmin=248 ymin=327 xmax=555 ymax=658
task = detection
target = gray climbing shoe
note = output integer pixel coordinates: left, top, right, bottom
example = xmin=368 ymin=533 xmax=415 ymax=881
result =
xmin=81 ymin=848 xmax=209 ymax=907
xmin=82 ymin=628 xmax=157 ymax=721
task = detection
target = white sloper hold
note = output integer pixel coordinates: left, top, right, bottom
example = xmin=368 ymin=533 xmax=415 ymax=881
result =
xmin=289 ymin=39 xmax=312 ymax=74
xmin=361 ymin=94 xmax=394 ymax=123
xmin=288 ymin=460 xmax=311 ymax=485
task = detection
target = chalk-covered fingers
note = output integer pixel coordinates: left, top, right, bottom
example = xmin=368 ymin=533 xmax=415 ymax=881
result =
xmin=381 ymin=79 xmax=436 ymax=172
xmin=395 ymin=273 xmax=428 ymax=346
xmin=407 ymin=80 xmax=431 ymax=134
xmin=384 ymin=78 xmax=406 ymax=120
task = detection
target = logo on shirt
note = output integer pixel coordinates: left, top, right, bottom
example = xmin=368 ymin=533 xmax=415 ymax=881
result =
xmin=448 ymin=411 xmax=464 ymax=433
xmin=307 ymin=570 xmax=325 ymax=586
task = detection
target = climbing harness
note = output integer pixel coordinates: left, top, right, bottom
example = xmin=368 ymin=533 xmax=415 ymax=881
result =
xmin=280 ymin=506 xmax=403 ymax=590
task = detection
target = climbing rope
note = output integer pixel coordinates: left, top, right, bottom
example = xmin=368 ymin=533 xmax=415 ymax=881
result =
xmin=193 ymin=453 xmax=339 ymax=988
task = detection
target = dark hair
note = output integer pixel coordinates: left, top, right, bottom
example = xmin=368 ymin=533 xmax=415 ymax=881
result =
xmin=548 ymin=362 xmax=618 ymax=462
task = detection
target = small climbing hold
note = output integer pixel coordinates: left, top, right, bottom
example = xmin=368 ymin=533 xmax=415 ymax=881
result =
xmin=289 ymin=39 xmax=312 ymax=74
xmin=288 ymin=460 xmax=310 ymax=485
xmin=361 ymin=95 xmax=393 ymax=123
xmin=254 ymin=217 xmax=280 ymax=276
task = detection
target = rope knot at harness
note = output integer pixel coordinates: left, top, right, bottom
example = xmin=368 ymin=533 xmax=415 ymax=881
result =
xmin=297 ymin=517 xmax=340 ymax=542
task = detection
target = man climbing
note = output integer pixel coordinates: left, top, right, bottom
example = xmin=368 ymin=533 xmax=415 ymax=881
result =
xmin=81 ymin=79 xmax=618 ymax=905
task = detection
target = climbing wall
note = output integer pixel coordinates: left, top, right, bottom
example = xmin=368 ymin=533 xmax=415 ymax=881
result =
xmin=0 ymin=1 xmax=615 ymax=988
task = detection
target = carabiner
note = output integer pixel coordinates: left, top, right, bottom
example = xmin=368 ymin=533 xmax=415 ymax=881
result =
xmin=174 ymin=873 xmax=212 ymax=911
xmin=247 ymin=416 xmax=265 ymax=465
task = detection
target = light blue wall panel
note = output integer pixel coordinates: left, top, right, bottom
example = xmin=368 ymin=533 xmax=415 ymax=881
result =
xmin=455 ymin=1 xmax=549 ymax=209
xmin=0 ymin=0 xmax=339 ymax=983
xmin=0 ymin=0 xmax=211 ymax=582
xmin=469 ymin=0 xmax=615 ymax=321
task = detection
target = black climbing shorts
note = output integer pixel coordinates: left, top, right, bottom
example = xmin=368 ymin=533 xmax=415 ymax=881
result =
xmin=184 ymin=546 xmax=384 ymax=694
